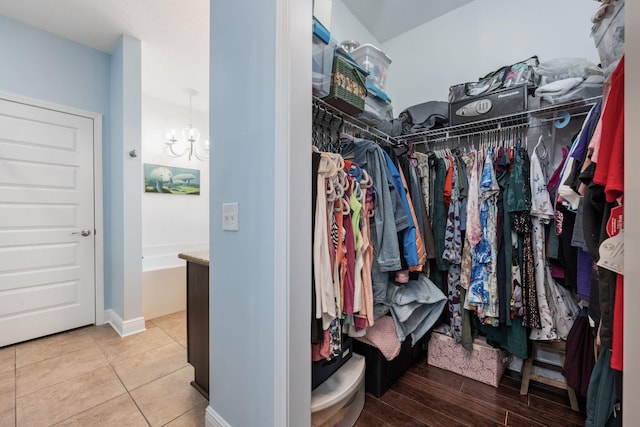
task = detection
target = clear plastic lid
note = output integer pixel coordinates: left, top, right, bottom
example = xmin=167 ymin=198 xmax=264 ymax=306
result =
xmin=310 ymin=354 xmax=365 ymax=412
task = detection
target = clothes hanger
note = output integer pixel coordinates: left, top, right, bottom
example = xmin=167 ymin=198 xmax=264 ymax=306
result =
xmin=534 ymin=135 xmax=548 ymax=159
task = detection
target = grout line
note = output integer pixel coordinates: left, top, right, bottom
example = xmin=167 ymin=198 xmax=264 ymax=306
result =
xmin=13 ymin=316 xmax=187 ymax=427
xmin=105 ymin=341 xmax=153 ymax=426
xmin=161 ymin=402 xmax=206 ymax=426
xmin=13 ymin=327 xmax=94 ymax=370
xmin=14 ymin=352 xmax=111 ymax=400
xmin=53 ymin=393 xmax=144 ymax=426
xmin=88 ymin=324 xmax=152 ymax=426
xmin=105 ymin=317 xmax=190 ymax=426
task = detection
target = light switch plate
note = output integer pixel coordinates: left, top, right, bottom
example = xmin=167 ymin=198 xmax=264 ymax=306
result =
xmin=222 ymin=203 xmax=239 ymax=231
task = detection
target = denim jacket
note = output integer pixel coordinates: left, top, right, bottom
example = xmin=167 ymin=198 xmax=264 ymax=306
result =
xmin=343 ymin=139 xmax=403 ymax=317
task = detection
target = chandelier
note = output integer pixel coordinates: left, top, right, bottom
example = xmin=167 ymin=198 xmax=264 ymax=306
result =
xmin=165 ymin=88 xmax=210 ymax=161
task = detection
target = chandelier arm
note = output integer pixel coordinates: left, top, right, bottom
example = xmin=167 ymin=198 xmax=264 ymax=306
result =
xmin=166 ymin=142 xmax=185 ymax=158
xmin=163 ymin=88 xmax=207 ymax=161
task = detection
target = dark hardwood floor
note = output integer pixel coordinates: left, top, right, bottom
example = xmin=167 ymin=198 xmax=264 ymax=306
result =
xmin=355 ymin=359 xmax=586 ymax=427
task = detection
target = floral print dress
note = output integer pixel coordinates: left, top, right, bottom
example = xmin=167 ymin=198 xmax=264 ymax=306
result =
xmin=460 ymin=151 xmax=479 ymax=292
xmin=467 ymin=148 xmax=500 ymax=324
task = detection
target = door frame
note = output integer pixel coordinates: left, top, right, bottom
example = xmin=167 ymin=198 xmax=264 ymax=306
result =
xmin=0 ymin=90 xmax=104 ymax=326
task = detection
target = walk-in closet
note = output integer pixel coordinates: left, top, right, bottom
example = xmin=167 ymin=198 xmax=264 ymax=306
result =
xmin=309 ymin=1 xmax=625 ymax=425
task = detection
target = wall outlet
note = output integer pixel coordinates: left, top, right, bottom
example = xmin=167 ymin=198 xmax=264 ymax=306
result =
xmin=222 ymin=203 xmax=239 ymax=231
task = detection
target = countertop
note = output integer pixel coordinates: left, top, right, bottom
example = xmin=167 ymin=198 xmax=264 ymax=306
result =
xmin=178 ymin=251 xmax=209 ymax=267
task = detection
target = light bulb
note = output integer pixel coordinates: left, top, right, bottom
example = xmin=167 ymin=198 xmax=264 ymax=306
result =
xmin=183 ymin=125 xmax=200 ymax=143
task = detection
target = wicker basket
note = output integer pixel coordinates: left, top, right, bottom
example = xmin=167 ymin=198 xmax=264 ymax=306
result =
xmin=324 ymin=53 xmax=368 ymax=116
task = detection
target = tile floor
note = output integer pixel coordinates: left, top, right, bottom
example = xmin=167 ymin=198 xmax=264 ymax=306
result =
xmin=0 ymin=311 xmax=207 ymax=427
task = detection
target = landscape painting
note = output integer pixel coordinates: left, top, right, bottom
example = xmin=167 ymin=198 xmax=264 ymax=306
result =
xmin=144 ymin=163 xmax=200 ymax=195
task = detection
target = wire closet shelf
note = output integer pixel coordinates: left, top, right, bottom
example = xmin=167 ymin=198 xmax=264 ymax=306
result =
xmin=313 ymin=95 xmax=602 ymax=147
xmin=396 ymin=96 xmax=602 ymax=145
xmin=313 ymin=96 xmax=399 ymax=145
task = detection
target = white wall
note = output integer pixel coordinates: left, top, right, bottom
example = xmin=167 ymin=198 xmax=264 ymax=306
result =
xmin=141 ymin=94 xmax=209 ymax=271
xmin=625 ymin=2 xmax=639 ymax=424
xmin=330 ymin=0 xmax=381 ymax=48
xmin=382 ymin=0 xmax=601 ymax=112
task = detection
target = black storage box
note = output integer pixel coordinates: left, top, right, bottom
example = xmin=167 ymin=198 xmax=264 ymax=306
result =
xmin=312 ymin=335 xmax=353 ymax=390
xmin=353 ymin=335 xmax=425 ymax=397
xmin=449 ymin=84 xmax=528 ymax=126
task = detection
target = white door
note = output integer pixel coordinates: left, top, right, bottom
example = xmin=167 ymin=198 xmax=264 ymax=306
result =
xmin=0 ymin=98 xmax=95 ymax=347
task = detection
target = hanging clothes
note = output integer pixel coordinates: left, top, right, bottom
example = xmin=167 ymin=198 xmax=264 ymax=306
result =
xmin=442 ymin=153 xmax=463 ymax=341
xmin=381 ymin=149 xmax=420 ymax=268
xmin=509 ymin=145 xmax=540 ymax=330
xmin=341 ymin=139 xmax=403 ymax=319
xmin=459 ymin=150 xmax=478 ymax=293
xmin=412 ymin=152 xmax=437 ymax=262
xmin=311 ymin=150 xmax=323 ymax=345
xmin=593 ymin=57 xmax=624 ymax=370
xmin=313 ymin=150 xmax=343 ymax=329
xmin=466 ymin=148 xmax=500 ymax=325
xmin=495 ymin=147 xmax=512 ymax=326
xmin=529 ymin=140 xmax=558 ymax=340
xmin=432 ymin=156 xmax=450 ymax=273
xmin=563 ymin=308 xmax=596 ymax=397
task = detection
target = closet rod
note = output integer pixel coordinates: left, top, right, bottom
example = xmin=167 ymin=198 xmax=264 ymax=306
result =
xmin=418 ymin=123 xmax=530 ymax=147
xmin=312 ymin=96 xmax=400 ymax=145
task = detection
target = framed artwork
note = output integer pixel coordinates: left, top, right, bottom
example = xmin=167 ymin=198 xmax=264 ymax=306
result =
xmin=144 ymin=163 xmax=200 ymax=195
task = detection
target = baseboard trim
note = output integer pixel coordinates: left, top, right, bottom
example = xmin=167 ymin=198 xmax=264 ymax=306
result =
xmin=205 ymin=405 xmax=231 ymax=427
xmin=104 ymin=309 xmax=146 ymax=337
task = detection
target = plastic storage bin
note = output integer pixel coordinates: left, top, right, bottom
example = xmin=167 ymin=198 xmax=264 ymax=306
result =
xmin=312 ymin=335 xmax=353 ymax=390
xmin=311 ymin=354 xmax=365 ymax=427
xmin=358 ymin=83 xmax=393 ymax=126
xmin=351 ymin=43 xmax=392 ymax=91
xmin=353 ymin=333 xmax=425 ymax=397
xmin=313 ymin=20 xmax=336 ymax=98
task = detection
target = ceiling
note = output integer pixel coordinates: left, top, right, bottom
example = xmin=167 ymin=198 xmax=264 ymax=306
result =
xmin=0 ymin=0 xmax=473 ymax=112
xmin=342 ymin=0 xmax=475 ymax=43
xmin=0 ymin=0 xmax=210 ymax=112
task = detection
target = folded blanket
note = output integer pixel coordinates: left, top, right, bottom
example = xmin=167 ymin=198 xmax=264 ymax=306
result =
xmin=535 ymin=77 xmax=584 ymax=97
xmin=355 ymin=315 xmax=401 ymax=361
xmin=387 ymin=273 xmax=447 ymax=345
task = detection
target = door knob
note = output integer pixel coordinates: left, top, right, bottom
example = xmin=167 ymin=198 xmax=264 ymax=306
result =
xmin=72 ymin=229 xmax=91 ymax=236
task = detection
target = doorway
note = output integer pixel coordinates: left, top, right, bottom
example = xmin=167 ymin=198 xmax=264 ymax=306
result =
xmin=0 ymin=95 xmax=103 ymax=347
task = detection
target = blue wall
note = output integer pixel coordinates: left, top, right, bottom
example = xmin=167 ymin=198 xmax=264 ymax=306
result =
xmin=0 ymin=16 xmax=111 ymax=116
xmin=110 ymin=35 xmax=143 ymax=320
xmin=210 ymin=2 xmax=277 ymax=425
xmin=0 ymin=17 xmax=142 ymax=321
xmin=0 ymin=16 xmax=114 ymax=308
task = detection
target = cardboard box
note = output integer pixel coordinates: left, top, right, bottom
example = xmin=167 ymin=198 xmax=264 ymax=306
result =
xmin=427 ymin=332 xmax=509 ymax=387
